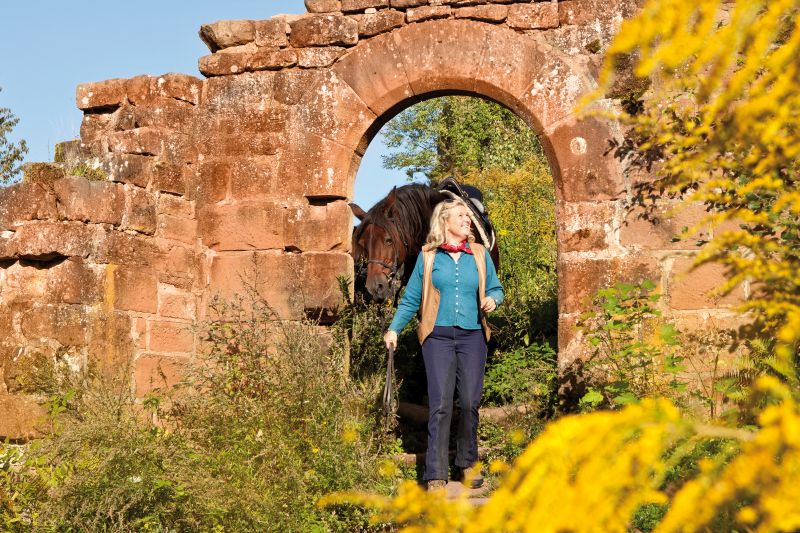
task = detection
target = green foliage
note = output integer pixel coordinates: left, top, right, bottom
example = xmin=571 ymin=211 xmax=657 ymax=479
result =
xmin=0 ymin=292 xmax=388 ymax=532
xmin=577 ymin=280 xmax=687 ymax=410
xmin=0 ymin=87 xmax=28 ymax=182
xmin=382 ymin=96 xmax=541 ymax=181
xmin=483 ymin=342 xmax=556 ymax=410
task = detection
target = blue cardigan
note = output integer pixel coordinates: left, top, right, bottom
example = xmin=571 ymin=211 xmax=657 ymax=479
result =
xmin=388 ymin=246 xmax=504 ymax=334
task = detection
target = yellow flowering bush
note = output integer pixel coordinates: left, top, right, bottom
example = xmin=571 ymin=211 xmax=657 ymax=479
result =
xmin=322 ymin=0 xmax=800 ymax=530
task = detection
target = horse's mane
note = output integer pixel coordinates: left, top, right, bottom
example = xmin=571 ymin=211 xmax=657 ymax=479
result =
xmin=362 ymin=184 xmax=443 ymax=254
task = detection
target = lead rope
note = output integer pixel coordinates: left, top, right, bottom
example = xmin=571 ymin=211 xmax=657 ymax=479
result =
xmin=382 ymin=344 xmax=396 ymax=433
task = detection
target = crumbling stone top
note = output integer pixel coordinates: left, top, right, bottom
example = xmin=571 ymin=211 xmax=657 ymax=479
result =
xmin=193 ymin=0 xmax=587 ymax=77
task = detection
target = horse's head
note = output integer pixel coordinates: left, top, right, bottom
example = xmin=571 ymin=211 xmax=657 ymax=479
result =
xmin=349 ymin=188 xmax=409 ymax=303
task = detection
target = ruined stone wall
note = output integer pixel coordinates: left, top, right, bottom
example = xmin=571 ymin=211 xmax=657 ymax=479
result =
xmin=0 ymin=0 xmax=744 ymax=438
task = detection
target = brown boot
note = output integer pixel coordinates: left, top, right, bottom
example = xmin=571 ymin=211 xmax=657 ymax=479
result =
xmin=426 ymin=479 xmax=447 ymax=492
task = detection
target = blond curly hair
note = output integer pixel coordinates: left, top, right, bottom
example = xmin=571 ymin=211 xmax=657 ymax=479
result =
xmin=422 ymin=198 xmax=475 ymax=252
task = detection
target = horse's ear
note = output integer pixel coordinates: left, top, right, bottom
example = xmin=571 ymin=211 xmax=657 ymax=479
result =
xmin=382 ymin=187 xmax=397 ymax=214
xmin=348 ymin=202 xmax=368 ymax=221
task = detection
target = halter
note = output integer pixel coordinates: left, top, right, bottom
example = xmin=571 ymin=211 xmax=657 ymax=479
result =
xmin=356 ymin=217 xmax=410 ymax=284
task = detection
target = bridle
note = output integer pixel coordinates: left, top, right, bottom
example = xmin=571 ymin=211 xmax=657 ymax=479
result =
xmin=356 ymin=217 xmax=410 ymax=288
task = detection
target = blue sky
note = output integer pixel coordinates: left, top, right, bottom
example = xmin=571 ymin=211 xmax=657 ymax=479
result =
xmin=2 ymin=0 xmax=407 ymax=209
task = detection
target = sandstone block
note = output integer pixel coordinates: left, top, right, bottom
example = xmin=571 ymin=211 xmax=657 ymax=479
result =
xmin=455 ymin=5 xmax=508 ymax=22
xmin=87 ymin=310 xmax=134 ymax=372
xmin=125 ymin=187 xmax=157 ymax=235
xmin=45 ymin=258 xmax=103 ymax=305
xmin=157 ymin=213 xmax=197 ymax=245
xmin=284 ymin=200 xmax=351 ymax=252
xmin=406 ymin=6 xmax=452 ymax=23
xmin=99 ymin=231 xmax=159 ymax=266
xmin=158 ymin=284 xmax=195 ymax=320
xmin=114 ymin=266 xmax=158 ymax=314
xmin=152 ymin=160 xmax=187 ymax=195
xmin=103 ymin=153 xmax=152 ymax=188
xmin=209 ymin=252 xmax=304 ymax=319
xmin=199 ymin=202 xmax=284 ymax=251
xmin=546 ymin=117 xmax=624 ymax=202
xmin=302 ymin=252 xmax=353 ymax=319
xmin=254 ymin=19 xmax=290 ymax=48
xmin=390 ymin=0 xmax=427 ymax=7
xmin=53 ymin=176 xmax=125 ymax=226
xmin=305 ymin=0 xmax=342 ymax=12
xmin=79 ymin=113 xmax=113 ymax=145
xmin=158 ymin=194 xmax=194 ymax=219
xmin=199 ymin=19 xmax=256 ymax=52
xmin=21 ymin=305 xmax=88 ymax=347
xmin=558 ymin=256 xmax=661 ymax=314
xmin=199 ymin=52 xmax=248 ymax=77
xmin=332 ymin=30 xmax=413 ymax=116
xmin=229 ymin=156 xmax=280 ymax=200
xmin=149 ymin=321 xmax=194 ymax=353
xmin=508 ymin=2 xmax=559 ymax=30
xmin=0 ymin=394 xmax=46 ymax=440
xmin=559 ymin=0 xmax=597 ymax=26
xmin=130 ymin=97 xmax=195 ymax=133
xmin=134 ymin=354 xmax=189 ymax=397
xmin=357 ymin=9 xmax=405 ymax=36
xmin=107 ymin=127 xmax=164 ymax=156
xmin=297 ymin=47 xmax=346 ymax=68
xmin=289 ymin=15 xmax=359 ymax=47
xmin=669 ymin=257 xmax=743 ymax=310
xmin=342 ymin=0 xmax=389 ymax=12
xmin=557 ymin=201 xmax=616 ymax=253
xmin=157 ymin=73 xmax=203 ymax=105
xmin=196 ymin=158 xmax=230 ymax=204
xmin=248 ymin=49 xmax=298 ymax=71
xmin=621 ymin=202 xmax=711 ymax=251
xmin=76 ymin=79 xmax=127 ymax=110
xmin=10 ymin=222 xmax=105 ymax=261
xmin=278 ymin=133 xmax=357 ymax=199
xmin=0 ymin=182 xmax=58 ymax=230
xmin=125 ymin=75 xmax=157 ymax=105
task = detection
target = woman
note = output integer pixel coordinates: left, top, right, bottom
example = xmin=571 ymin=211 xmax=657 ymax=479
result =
xmin=384 ymin=199 xmax=504 ymax=491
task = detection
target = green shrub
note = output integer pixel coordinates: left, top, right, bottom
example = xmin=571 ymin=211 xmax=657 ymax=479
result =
xmin=0 ymin=292 xmax=389 ymax=532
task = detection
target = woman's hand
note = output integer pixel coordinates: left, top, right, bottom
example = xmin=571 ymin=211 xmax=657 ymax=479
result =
xmin=384 ymin=330 xmax=398 ymax=351
xmin=480 ymin=296 xmax=497 ymax=313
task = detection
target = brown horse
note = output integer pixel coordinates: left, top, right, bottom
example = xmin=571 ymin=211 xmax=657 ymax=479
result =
xmin=350 ymin=183 xmax=499 ymax=303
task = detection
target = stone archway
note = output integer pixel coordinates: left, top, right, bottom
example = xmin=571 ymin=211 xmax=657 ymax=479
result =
xmin=0 ymin=0 xmax=742 ymax=437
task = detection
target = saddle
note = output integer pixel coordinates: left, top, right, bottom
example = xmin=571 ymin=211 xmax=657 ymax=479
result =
xmin=436 ymin=176 xmax=496 ymax=251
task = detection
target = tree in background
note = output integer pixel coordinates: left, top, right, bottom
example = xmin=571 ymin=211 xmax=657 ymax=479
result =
xmin=0 ymin=87 xmax=28 ymax=182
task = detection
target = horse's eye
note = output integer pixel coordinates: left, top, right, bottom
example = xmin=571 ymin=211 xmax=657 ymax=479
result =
xmin=385 ymin=237 xmax=393 ymax=245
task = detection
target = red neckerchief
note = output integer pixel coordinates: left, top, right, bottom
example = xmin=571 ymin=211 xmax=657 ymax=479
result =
xmin=439 ymin=240 xmax=473 ymax=254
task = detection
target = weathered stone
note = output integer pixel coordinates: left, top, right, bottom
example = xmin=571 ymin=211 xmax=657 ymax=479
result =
xmin=126 ymin=75 xmax=157 ymax=105
xmin=283 ymin=200 xmax=351 ymax=252
xmin=390 ymin=0 xmax=427 ymax=7
xmin=76 ymin=79 xmax=127 ymax=110
xmin=406 ymin=6 xmax=452 ymax=23
xmin=125 ymin=187 xmax=157 ymax=235
xmin=455 ymin=5 xmax=509 ymax=22
xmin=158 ymin=284 xmax=195 ymax=320
xmin=305 ymin=0 xmax=342 ymax=12
xmin=114 ymin=266 xmax=158 ymax=314
xmin=558 ymin=256 xmax=661 ymax=314
xmin=45 ymin=258 xmax=103 ymax=305
xmin=0 ymin=394 xmax=46 ymax=440
xmin=507 ymin=2 xmax=559 ymax=30
xmin=357 ymin=9 xmax=405 ymax=36
xmin=149 ymin=321 xmax=194 ymax=353
xmin=557 ymin=201 xmax=615 ymax=253
xmin=248 ymin=49 xmax=298 ymax=71
xmin=20 ymin=305 xmax=88 ymax=347
xmin=546 ymin=117 xmax=624 ymax=202
xmin=157 ymin=212 xmax=197 ymax=245
xmin=621 ymin=202 xmax=711 ymax=251
xmin=199 ymin=202 xmax=284 ymax=251
xmin=107 ymin=127 xmax=164 ymax=156
xmin=53 ymin=177 xmax=125 ymax=226
xmin=559 ymin=0 xmax=598 ymax=25
xmin=342 ymin=0 xmax=389 ymax=12
xmin=669 ymin=257 xmax=744 ymax=310
xmin=103 ymin=153 xmax=152 ymax=188
xmin=22 ymin=163 xmax=66 ymax=184
xmin=254 ymin=19 xmax=290 ymax=48
xmin=134 ymin=354 xmax=189 ymax=397
xmin=278 ymin=133 xmax=357 ymax=199
xmin=158 ymin=194 xmax=194 ymax=219
xmin=199 ymin=19 xmax=256 ymax=52
xmin=152 ymin=160 xmax=187 ymax=195
xmin=333 ymin=30 xmax=413 ymax=116
xmin=0 ymin=182 xmax=58 ymax=230
xmin=302 ymin=252 xmax=353 ymax=317
xmin=10 ymin=222 xmax=106 ymax=261
xmin=87 ymin=310 xmax=134 ymax=372
xmin=297 ymin=47 xmax=346 ymax=68
xmin=289 ymin=15 xmax=359 ymax=47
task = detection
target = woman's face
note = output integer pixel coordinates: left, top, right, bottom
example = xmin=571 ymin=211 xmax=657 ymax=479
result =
xmin=445 ymin=204 xmax=472 ymax=243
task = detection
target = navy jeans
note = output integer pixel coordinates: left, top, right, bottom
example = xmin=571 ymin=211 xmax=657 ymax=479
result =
xmin=421 ymin=326 xmax=487 ymax=481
